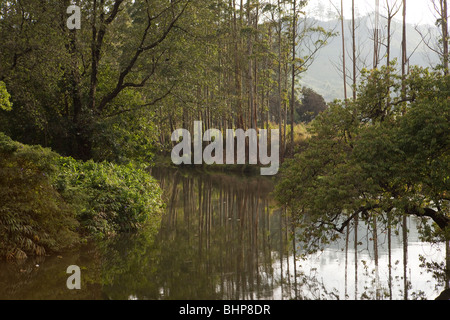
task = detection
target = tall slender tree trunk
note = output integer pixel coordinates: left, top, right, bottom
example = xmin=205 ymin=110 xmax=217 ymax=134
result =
xmin=403 ymin=214 xmax=408 ymax=300
xmin=253 ymin=1 xmax=259 ymax=130
xmin=290 ymin=0 xmax=297 ymax=151
xmin=446 ymin=240 xmax=450 ymax=289
xmin=385 ymin=0 xmax=401 ymax=119
xmin=345 ymin=224 xmax=349 ymax=299
xmin=386 ymin=12 xmax=392 ymax=69
xmin=401 ymin=0 xmax=407 ymax=113
xmin=373 ymin=215 xmax=380 ymax=299
xmin=247 ymin=1 xmax=255 ymax=129
xmin=388 ymin=211 xmax=393 ymax=299
xmin=373 ymin=0 xmax=380 ymax=69
xmin=341 ymin=0 xmax=348 ymax=101
xmin=89 ymin=0 xmax=105 ymax=113
xmin=442 ymin=0 xmax=449 ymax=74
xmin=277 ymin=0 xmax=283 ymax=160
xmin=61 ymin=0 xmax=84 ymax=157
xmin=284 ymin=68 xmax=287 ymax=154
xmin=233 ymin=0 xmax=244 ymax=129
xmin=372 ymin=2 xmax=381 ymax=296
xmin=352 ymin=0 xmax=357 ymax=100
xmin=354 ymin=216 xmax=358 ymax=300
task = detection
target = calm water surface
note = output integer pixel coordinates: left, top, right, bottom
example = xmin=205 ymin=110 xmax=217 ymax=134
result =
xmin=0 ymin=168 xmax=448 ymax=300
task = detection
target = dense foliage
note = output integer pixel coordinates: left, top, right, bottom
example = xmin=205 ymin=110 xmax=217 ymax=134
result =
xmin=55 ymin=157 xmax=164 ymax=237
xmin=0 ymin=133 xmax=79 ymax=259
xmin=0 ymin=0 xmax=334 ymax=161
xmin=0 ymin=81 xmax=12 ymax=111
xmin=275 ymin=66 xmax=450 ymax=253
xmin=0 ymin=0 xmax=448 ymax=271
xmin=0 ymin=133 xmax=164 ymax=260
xmin=296 ymin=87 xmax=328 ymax=123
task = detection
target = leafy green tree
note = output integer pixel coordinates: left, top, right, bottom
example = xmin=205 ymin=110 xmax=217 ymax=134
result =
xmin=275 ymin=66 xmax=450 ymax=254
xmin=296 ymin=87 xmax=328 ymax=123
xmin=0 ymin=0 xmax=193 ymax=160
xmin=0 ymin=0 xmax=335 ymax=162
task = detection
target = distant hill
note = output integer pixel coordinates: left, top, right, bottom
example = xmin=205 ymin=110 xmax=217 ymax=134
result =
xmin=299 ymin=15 xmax=440 ymax=102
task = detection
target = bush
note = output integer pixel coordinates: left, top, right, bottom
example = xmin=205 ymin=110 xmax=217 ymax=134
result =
xmin=0 ymin=133 xmax=165 ymax=260
xmin=0 ymin=133 xmax=79 ymax=260
xmin=54 ymin=158 xmax=164 ymax=238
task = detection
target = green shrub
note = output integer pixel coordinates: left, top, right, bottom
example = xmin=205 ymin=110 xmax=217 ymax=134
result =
xmin=0 ymin=133 xmax=165 ymax=260
xmin=0 ymin=133 xmax=79 ymax=260
xmin=54 ymin=158 xmax=165 ymax=238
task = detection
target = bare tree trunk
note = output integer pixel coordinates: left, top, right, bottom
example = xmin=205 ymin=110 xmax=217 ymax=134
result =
xmin=442 ymin=0 xmax=449 ymax=74
xmin=277 ymin=0 xmax=283 ymax=159
xmin=290 ymin=0 xmax=297 ymax=151
xmin=247 ymin=1 xmax=255 ymax=129
xmin=386 ymin=1 xmax=401 ymax=69
xmin=385 ymin=1 xmax=401 ymax=118
xmin=373 ymin=0 xmax=380 ymax=69
xmin=89 ymin=0 xmax=100 ymax=113
xmin=232 ymin=0 xmax=243 ymax=129
xmin=354 ymin=216 xmax=358 ymax=300
xmin=386 ymin=6 xmax=391 ymax=69
xmin=345 ymin=224 xmax=349 ymax=299
xmin=254 ymin=1 xmax=259 ymax=130
xmin=388 ymin=211 xmax=393 ymax=299
xmin=284 ymin=69 xmax=287 ymax=154
xmin=416 ymin=0 xmax=447 ymax=75
xmin=341 ymin=0 xmax=348 ymax=101
xmin=373 ymin=215 xmax=380 ymax=299
xmin=446 ymin=240 xmax=450 ymax=289
xmin=352 ymin=0 xmax=357 ymax=100
xmin=401 ymin=0 xmax=407 ymax=110
xmin=403 ymin=214 xmax=408 ymax=300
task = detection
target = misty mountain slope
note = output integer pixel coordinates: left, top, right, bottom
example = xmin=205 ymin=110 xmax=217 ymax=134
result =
xmin=299 ymin=16 xmax=440 ymax=102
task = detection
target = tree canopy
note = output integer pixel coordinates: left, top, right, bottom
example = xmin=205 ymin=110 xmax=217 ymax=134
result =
xmin=275 ymin=65 xmax=450 ymax=254
xmin=0 ymin=0 xmax=334 ymax=162
xmin=296 ymin=87 xmax=328 ymax=123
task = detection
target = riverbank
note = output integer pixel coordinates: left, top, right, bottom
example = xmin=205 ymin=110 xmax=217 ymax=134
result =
xmin=0 ymin=133 xmax=164 ymax=260
xmin=152 ymin=154 xmax=277 ymax=177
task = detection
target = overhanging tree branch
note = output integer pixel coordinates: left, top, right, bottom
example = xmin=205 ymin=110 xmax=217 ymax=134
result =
xmin=103 ymin=83 xmax=177 ymax=119
xmin=97 ymin=0 xmax=191 ymax=113
xmin=406 ymin=206 xmax=450 ymax=231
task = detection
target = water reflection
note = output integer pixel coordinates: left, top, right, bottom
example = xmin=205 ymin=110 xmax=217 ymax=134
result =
xmin=152 ymin=168 xmax=286 ymax=300
xmin=0 ymin=168 xmax=448 ymax=300
xmin=149 ymin=168 xmax=448 ymax=300
xmin=0 ymin=246 xmax=104 ymax=299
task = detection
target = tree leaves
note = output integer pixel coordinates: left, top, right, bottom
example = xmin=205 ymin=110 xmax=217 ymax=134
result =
xmin=0 ymin=81 xmax=12 ymax=111
xmin=275 ymin=66 xmax=450 ymax=253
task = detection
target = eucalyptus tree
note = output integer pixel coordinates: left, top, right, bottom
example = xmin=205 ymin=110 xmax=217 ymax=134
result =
xmin=287 ymin=0 xmax=335 ymax=151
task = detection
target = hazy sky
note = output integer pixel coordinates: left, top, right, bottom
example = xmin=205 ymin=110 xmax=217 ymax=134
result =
xmin=305 ymin=0 xmax=439 ymax=26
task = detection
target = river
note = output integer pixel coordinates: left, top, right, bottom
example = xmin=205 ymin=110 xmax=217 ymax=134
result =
xmin=0 ymin=167 xmax=447 ymax=300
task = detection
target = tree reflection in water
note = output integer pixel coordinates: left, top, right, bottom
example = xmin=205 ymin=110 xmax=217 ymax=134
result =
xmin=136 ymin=167 xmax=447 ymax=300
xmin=0 ymin=168 xmax=448 ymax=300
